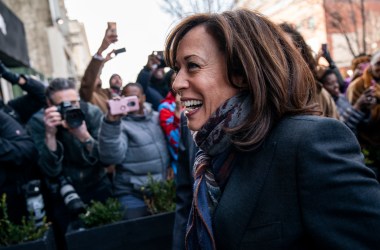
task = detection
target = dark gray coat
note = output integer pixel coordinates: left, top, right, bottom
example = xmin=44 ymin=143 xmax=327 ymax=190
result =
xmin=172 ymin=112 xmax=197 ymax=250
xmin=214 ymin=115 xmax=380 ymax=249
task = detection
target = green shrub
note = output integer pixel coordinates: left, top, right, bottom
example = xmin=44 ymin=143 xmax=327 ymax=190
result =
xmin=362 ymin=148 xmax=375 ymax=165
xmin=142 ymin=175 xmax=176 ymax=214
xmin=0 ymin=193 xmax=49 ymax=246
xmin=79 ymin=198 xmax=123 ymax=229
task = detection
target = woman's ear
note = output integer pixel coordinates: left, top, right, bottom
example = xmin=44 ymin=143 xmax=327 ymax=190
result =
xmin=231 ymin=75 xmax=244 ymax=89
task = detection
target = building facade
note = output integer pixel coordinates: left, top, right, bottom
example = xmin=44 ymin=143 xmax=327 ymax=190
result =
xmin=1 ymin=0 xmax=90 ymax=80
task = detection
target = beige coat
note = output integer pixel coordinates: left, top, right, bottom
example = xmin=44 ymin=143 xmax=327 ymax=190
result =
xmin=346 ymin=67 xmax=380 ymax=146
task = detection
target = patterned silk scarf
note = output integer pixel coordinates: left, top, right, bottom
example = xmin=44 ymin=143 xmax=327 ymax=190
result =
xmin=185 ymin=93 xmax=251 ymax=250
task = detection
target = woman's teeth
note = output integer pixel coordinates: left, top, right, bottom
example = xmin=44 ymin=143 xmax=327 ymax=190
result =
xmin=182 ymin=100 xmax=203 ymax=111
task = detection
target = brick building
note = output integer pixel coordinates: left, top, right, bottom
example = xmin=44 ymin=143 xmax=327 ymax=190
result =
xmin=239 ymin=0 xmax=380 ymax=75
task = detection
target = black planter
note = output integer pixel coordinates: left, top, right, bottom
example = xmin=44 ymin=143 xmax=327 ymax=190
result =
xmin=0 ymin=226 xmax=56 ymax=250
xmin=65 ymin=212 xmax=175 ymax=250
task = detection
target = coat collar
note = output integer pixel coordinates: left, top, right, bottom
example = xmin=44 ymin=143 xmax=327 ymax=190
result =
xmin=362 ymin=67 xmax=374 ymax=89
xmin=213 ymin=140 xmax=277 ymax=249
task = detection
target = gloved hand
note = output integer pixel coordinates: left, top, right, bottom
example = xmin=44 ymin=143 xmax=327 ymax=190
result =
xmin=0 ymin=60 xmax=20 ymax=85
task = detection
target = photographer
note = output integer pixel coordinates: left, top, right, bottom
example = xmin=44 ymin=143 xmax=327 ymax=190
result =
xmin=0 ymin=110 xmax=37 ymax=224
xmin=136 ymin=52 xmax=168 ymax=111
xmin=318 ymin=67 xmax=375 ymax=135
xmin=317 ymin=43 xmax=346 ymax=93
xmin=98 ymin=82 xmax=169 ymax=220
xmin=0 ymin=60 xmax=46 ymax=125
xmin=26 ymin=78 xmax=112 ymax=250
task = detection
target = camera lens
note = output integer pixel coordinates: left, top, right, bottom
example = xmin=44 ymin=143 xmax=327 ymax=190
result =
xmin=57 ymin=101 xmax=85 ymax=128
xmin=128 ymin=101 xmax=136 ymax=107
xmin=64 ymin=109 xmax=85 ymax=128
xmin=59 ymin=176 xmax=86 ymax=216
xmin=24 ymin=180 xmax=46 ymax=228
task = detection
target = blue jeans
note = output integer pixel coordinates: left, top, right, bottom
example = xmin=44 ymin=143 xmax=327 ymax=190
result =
xmin=118 ymin=194 xmax=149 ymax=220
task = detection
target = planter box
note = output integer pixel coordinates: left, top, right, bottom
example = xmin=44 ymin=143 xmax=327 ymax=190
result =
xmin=65 ymin=212 xmax=174 ymax=250
xmin=0 ymin=226 xmax=56 ymax=250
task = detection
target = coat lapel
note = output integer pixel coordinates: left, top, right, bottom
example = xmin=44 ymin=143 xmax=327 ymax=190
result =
xmin=213 ymin=140 xmax=277 ymax=249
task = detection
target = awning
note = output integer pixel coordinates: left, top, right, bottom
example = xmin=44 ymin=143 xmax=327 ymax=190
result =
xmin=0 ymin=1 xmax=30 ymax=67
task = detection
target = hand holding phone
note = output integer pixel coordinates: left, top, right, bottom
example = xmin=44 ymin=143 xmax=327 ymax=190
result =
xmin=108 ymin=96 xmax=139 ymax=115
xmin=152 ymin=51 xmax=166 ymax=68
xmin=107 ymin=22 xmax=117 ymax=36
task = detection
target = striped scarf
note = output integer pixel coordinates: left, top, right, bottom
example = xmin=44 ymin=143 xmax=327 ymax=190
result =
xmin=185 ymin=93 xmax=251 ymax=250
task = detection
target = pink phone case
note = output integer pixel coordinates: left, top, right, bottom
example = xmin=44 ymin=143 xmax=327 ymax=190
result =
xmin=108 ymin=96 xmax=139 ymax=115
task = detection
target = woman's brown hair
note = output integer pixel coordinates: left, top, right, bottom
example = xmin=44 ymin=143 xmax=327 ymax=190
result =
xmin=165 ymin=8 xmax=318 ymax=150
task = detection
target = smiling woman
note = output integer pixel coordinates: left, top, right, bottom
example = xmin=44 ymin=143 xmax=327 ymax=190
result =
xmin=172 ymin=25 xmax=239 ymax=131
xmin=165 ymin=8 xmax=380 ymax=250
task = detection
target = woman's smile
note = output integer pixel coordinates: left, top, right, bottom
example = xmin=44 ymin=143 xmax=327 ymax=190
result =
xmin=182 ymin=99 xmax=203 ymax=116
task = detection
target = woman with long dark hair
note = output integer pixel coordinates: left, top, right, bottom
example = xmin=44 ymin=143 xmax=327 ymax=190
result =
xmin=166 ymin=8 xmax=380 ymax=250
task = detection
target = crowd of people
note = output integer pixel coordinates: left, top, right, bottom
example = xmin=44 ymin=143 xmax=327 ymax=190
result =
xmin=1 ymin=7 xmax=380 ymax=250
xmin=0 ymin=24 xmax=179 ymax=250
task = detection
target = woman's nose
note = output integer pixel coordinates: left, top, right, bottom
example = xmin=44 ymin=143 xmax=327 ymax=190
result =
xmin=172 ymin=73 xmax=188 ymax=95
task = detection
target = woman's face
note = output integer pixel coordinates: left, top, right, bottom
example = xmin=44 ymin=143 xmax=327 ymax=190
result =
xmin=172 ymin=25 xmax=239 ymax=131
xmin=322 ymin=73 xmax=340 ymax=97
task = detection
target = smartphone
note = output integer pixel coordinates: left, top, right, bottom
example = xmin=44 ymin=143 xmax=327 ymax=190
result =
xmin=152 ymin=50 xmax=166 ymax=68
xmin=114 ymin=48 xmax=126 ymax=55
xmin=107 ymin=22 xmax=117 ymax=36
xmin=321 ymin=43 xmax=328 ymax=53
xmin=108 ymin=96 xmax=139 ymax=115
xmin=110 ymin=47 xmax=126 ymax=58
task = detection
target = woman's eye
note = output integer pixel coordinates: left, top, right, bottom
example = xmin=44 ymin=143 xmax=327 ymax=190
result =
xmin=187 ymin=62 xmax=199 ymax=70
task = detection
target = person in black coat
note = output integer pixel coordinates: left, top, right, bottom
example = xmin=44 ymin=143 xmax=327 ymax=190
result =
xmin=0 ymin=110 xmax=37 ymax=223
xmin=0 ymin=60 xmax=46 ymax=125
xmin=136 ymin=53 xmax=168 ymax=111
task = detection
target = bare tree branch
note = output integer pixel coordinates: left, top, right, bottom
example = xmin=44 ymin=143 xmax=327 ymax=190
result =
xmin=360 ymin=0 xmax=367 ymax=53
xmin=348 ymin=0 xmax=361 ymax=52
xmin=323 ymin=1 xmax=357 ymax=56
xmin=334 ymin=15 xmax=358 ymax=56
xmin=160 ymin=0 xmax=184 ymax=19
xmin=160 ymin=0 xmax=237 ymax=19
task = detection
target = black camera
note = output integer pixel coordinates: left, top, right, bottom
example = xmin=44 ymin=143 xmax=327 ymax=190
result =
xmin=57 ymin=101 xmax=85 ymax=128
xmin=58 ymin=175 xmax=86 ymax=216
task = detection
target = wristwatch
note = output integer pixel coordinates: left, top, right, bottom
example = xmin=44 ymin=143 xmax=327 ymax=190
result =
xmin=82 ymin=137 xmax=94 ymax=146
